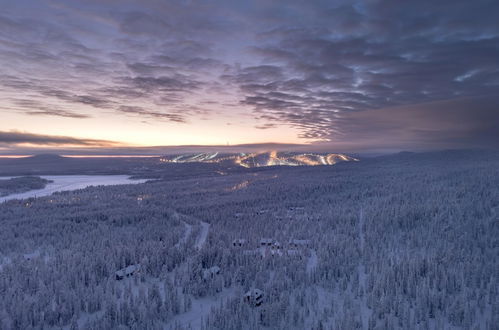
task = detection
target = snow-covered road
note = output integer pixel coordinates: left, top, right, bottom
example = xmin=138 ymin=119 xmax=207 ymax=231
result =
xmin=195 ymin=221 xmax=210 ymax=250
xmin=175 ymin=221 xmax=193 ymax=248
xmin=172 ymin=211 xmax=209 ymax=250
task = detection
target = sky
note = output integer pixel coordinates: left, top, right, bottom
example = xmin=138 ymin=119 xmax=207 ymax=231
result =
xmin=0 ymin=0 xmax=498 ymax=154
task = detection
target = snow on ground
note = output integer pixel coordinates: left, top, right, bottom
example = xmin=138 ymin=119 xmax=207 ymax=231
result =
xmin=165 ymin=287 xmax=236 ymax=330
xmin=306 ymin=249 xmax=318 ymax=274
xmin=194 ymin=221 xmax=210 ymax=250
xmin=308 ymin=286 xmax=335 ymax=328
xmin=0 ymin=256 xmax=11 ymax=271
xmin=110 ymin=272 xmax=236 ymax=330
xmin=1 ymin=249 xmax=50 ymax=271
xmin=23 ymin=250 xmax=40 ymax=260
xmin=76 ymin=311 xmax=105 ymax=330
xmin=0 ymin=175 xmax=148 ymax=202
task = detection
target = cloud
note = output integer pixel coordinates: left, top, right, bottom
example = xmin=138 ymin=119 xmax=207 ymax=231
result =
xmin=255 ymin=123 xmax=277 ymax=130
xmin=122 ymin=75 xmax=200 ymax=93
xmin=0 ymin=131 xmax=122 ymax=147
xmin=326 ymin=95 xmax=499 ymax=152
xmin=228 ymin=28 xmax=499 ymax=140
xmin=7 ymin=99 xmax=91 ymax=119
xmin=0 ymin=5 xmax=224 ymax=124
xmin=26 ymin=110 xmax=90 ymax=119
xmin=118 ymin=106 xmax=186 ymax=123
xmin=1 ymin=0 xmax=498 ymax=150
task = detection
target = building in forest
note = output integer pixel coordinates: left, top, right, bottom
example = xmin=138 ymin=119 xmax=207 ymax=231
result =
xmin=115 ymin=264 xmax=141 ymax=280
xmin=232 ymin=238 xmax=247 ymax=247
xmin=244 ymin=289 xmax=264 ymax=307
xmin=260 ymin=238 xmax=273 ymax=246
xmin=203 ymin=266 xmax=221 ymax=280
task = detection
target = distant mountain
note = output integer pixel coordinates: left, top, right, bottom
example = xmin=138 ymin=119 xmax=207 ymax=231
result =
xmin=0 ymin=154 xmax=136 ymax=176
xmin=24 ymin=154 xmax=68 ymax=162
xmin=159 ymin=151 xmax=358 ymax=168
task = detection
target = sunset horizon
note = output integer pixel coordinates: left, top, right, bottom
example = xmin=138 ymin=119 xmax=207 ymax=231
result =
xmin=2 ymin=1 xmax=498 ymax=154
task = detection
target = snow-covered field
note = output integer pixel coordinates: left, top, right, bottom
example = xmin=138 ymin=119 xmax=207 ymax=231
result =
xmin=0 ymin=175 xmax=148 ymax=202
xmin=0 ymin=151 xmax=498 ymax=329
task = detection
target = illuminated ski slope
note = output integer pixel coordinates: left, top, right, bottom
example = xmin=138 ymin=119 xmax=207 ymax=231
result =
xmin=160 ymin=151 xmax=358 ymax=168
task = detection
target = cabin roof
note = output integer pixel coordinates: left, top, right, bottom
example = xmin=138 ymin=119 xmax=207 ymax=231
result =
xmin=116 ymin=264 xmax=140 ymax=277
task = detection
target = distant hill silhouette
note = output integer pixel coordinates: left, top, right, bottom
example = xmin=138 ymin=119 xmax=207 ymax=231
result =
xmin=0 ymin=154 xmax=130 ymax=176
xmin=1 ymin=149 xmax=496 ymax=177
xmin=25 ymin=154 xmax=67 ymax=162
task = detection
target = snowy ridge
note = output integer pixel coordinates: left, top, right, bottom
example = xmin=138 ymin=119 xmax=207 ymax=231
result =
xmin=160 ymin=151 xmax=358 ymax=168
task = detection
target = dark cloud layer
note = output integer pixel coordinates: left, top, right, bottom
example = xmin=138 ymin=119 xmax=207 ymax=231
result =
xmin=1 ymin=0 xmax=498 ymax=150
xmin=0 ymin=131 xmax=121 ymax=147
xmin=327 ymin=95 xmax=499 ymax=152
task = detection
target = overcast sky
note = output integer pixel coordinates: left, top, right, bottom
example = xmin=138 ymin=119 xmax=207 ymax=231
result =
xmin=1 ymin=0 xmax=498 ymax=153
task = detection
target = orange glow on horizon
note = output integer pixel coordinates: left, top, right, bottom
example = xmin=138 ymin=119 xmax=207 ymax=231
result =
xmin=0 ymin=155 xmax=32 ymax=158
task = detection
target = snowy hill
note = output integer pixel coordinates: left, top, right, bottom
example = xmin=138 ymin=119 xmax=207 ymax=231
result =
xmin=160 ymin=151 xmax=358 ymax=168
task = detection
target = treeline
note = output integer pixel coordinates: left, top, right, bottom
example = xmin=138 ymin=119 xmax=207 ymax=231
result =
xmin=0 ymin=176 xmax=52 ymax=197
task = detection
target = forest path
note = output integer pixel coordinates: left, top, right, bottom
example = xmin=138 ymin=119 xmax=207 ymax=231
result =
xmin=195 ymin=221 xmax=210 ymax=250
xmin=172 ymin=211 xmax=209 ymax=250
xmin=358 ymin=207 xmax=371 ymax=329
xmin=175 ymin=221 xmax=193 ymax=248
xmin=173 ymin=212 xmax=193 ymax=248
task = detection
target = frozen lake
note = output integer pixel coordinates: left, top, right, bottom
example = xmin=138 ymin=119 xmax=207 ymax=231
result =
xmin=0 ymin=175 xmax=149 ymax=202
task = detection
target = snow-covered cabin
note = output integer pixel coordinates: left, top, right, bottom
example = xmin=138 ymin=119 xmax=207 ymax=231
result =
xmin=202 ymin=266 xmax=221 ymax=280
xmin=269 ymin=245 xmax=283 ymax=257
xmin=232 ymin=238 xmax=247 ymax=247
xmin=115 ymin=264 xmax=140 ymax=280
xmin=271 ymin=241 xmax=282 ymax=250
xmin=258 ymin=241 xmax=283 ymax=257
xmin=260 ymin=238 xmax=273 ymax=246
xmin=244 ymin=289 xmax=264 ymax=307
xmin=23 ymin=250 xmax=41 ymax=261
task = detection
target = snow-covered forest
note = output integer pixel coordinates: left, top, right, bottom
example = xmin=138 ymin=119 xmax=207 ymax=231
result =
xmin=0 ymin=176 xmax=52 ymax=197
xmin=0 ymin=150 xmax=497 ymax=329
